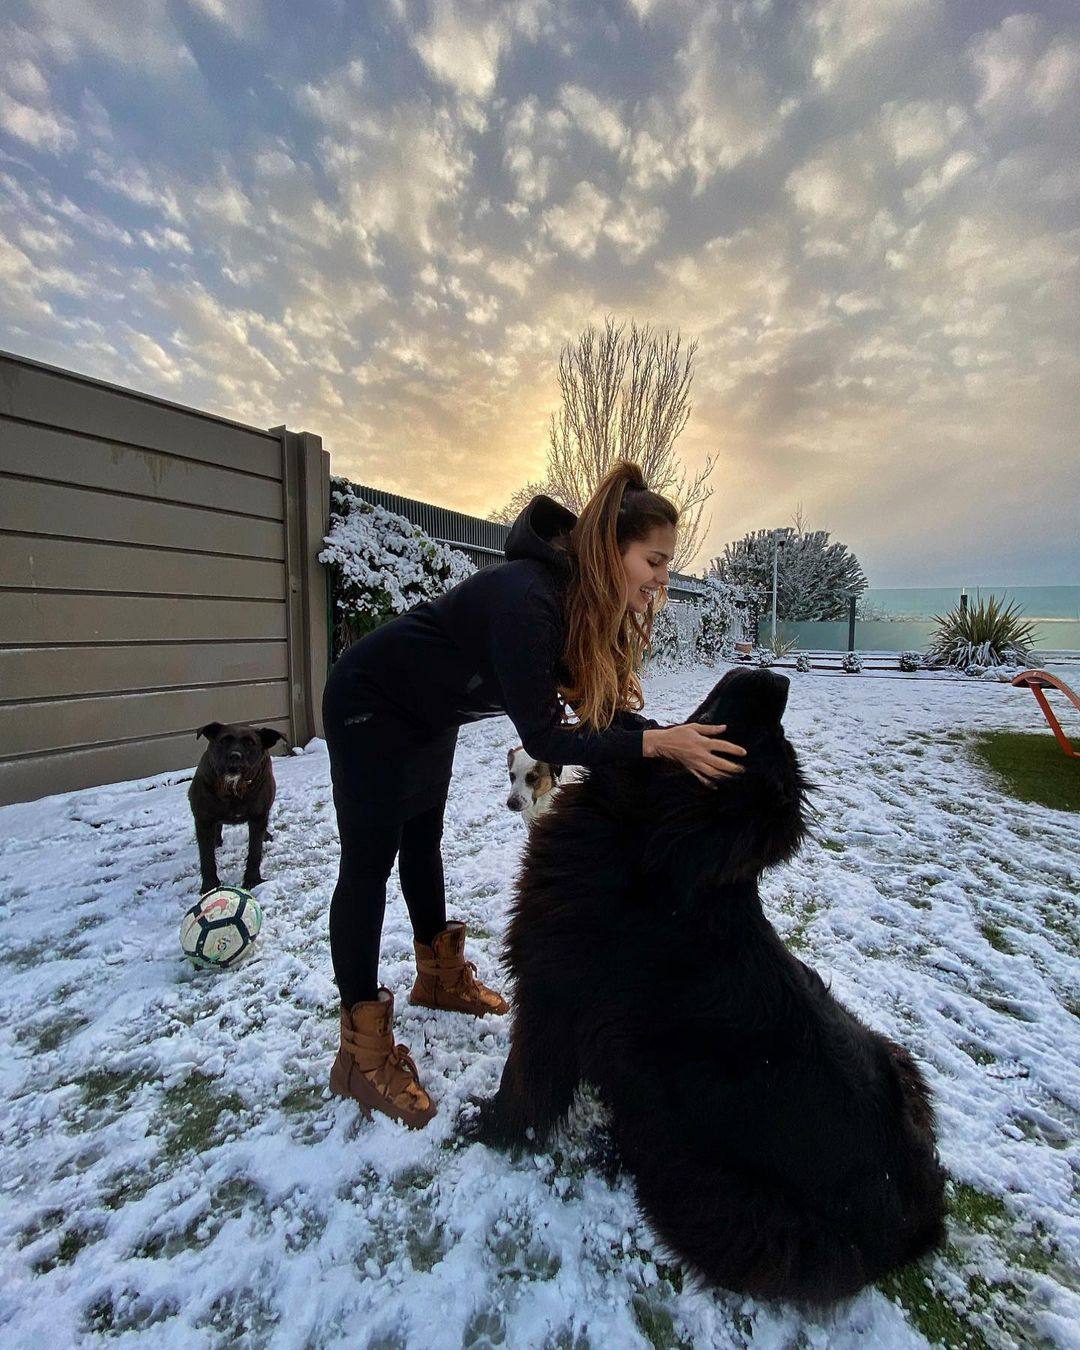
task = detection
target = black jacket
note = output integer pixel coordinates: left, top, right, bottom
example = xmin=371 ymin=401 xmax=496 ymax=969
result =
xmin=331 ymin=495 xmax=660 ymax=766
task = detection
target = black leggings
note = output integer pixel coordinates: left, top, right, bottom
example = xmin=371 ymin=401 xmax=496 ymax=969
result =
xmin=329 ymin=790 xmax=449 ymax=1007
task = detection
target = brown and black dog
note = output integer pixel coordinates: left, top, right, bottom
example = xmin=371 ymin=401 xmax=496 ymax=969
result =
xmin=188 ymin=722 xmax=285 ymax=894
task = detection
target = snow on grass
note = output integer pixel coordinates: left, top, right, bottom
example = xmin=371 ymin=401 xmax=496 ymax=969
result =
xmin=1 ymin=662 xmax=1078 ymax=1348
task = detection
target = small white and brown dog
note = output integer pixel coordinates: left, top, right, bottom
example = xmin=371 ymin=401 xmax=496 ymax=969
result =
xmin=505 ymin=746 xmax=580 ymax=828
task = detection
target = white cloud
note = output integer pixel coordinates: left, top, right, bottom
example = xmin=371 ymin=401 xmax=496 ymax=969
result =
xmin=0 ymin=90 xmax=77 ymax=154
xmin=295 ymin=59 xmax=366 ymax=126
xmin=673 ymin=11 xmax=795 ymax=191
xmin=878 ymin=100 xmax=966 ymax=163
xmin=835 ymin=292 xmax=884 ymax=315
xmin=786 ymin=142 xmax=875 ymax=223
xmin=299 ymin=68 xmax=474 ymax=254
xmin=5 ymin=57 xmax=49 ymax=99
xmin=483 ymin=255 xmax=534 ymax=295
xmin=805 ymin=0 xmax=942 ymax=90
xmin=193 ymin=175 xmax=255 ymax=228
xmin=557 ymin=84 xmax=627 ymax=154
xmin=601 ymin=194 xmax=667 ymax=262
xmin=970 ymin=15 xmax=1080 ymax=121
xmin=502 ymin=96 xmax=568 ymax=204
xmin=541 ymin=181 xmax=610 ymax=258
xmin=86 ymin=149 xmax=186 ymax=223
xmin=138 ymin=226 xmax=193 ymax=254
xmin=405 ymin=0 xmax=553 ymax=100
xmin=26 ymin=0 xmax=198 ymax=74
xmin=945 ymin=215 xmax=1078 ymax=297
xmin=185 ymin=0 xmax=265 ymax=40
xmin=412 ymin=0 xmax=504 ymax=100
xmin=128 ymin=330 xmax=184 ymax=384
xmin=904 ymin=150 xmax=977 ymax=212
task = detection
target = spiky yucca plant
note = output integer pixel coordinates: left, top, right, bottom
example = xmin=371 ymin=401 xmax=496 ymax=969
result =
xmin=927 ymin=594 xmax=1036 ymax=670
xmin=762 ymin=632 xmax=800 ymax=657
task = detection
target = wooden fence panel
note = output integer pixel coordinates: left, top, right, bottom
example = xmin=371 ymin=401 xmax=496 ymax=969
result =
xmin=0 ymin=350 xmax=329 ymax=806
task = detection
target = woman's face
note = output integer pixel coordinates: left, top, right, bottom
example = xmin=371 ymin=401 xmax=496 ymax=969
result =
xmin=621 ymin=523 xmax=677 ymax=614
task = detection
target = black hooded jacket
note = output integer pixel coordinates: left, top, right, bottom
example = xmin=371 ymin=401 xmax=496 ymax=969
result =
xmin=326 ymin=495 xmax=660 ymax=768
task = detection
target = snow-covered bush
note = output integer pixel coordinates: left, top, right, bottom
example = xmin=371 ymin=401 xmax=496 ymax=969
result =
xmin=645 ymin=575 xmax=746 ymax=670
xmin=842 ymin=651 xmax=863 ymax=674
xmin=756 ymin=650 xmax=776 ymax=668
xmin=697 ymin=574 xmax=743 ymax=657
xmin=647 ymin=600 xmax=704 ymax=670
xmin=320 ymin=478 xmax=475 ymax=657
xmin=899 ymin=651 xmax=923 ymax=672
xmin=795 ymin=653 xmax=812 ymax=673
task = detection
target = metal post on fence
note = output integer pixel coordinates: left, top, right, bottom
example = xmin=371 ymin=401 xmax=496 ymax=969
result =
xmin=848 ymin=595 xmax=857 ymax=652
xmin=960 ymin=589 xmax=968 ymax=615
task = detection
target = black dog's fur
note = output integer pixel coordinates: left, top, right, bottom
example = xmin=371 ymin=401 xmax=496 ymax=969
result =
xmin=473 ymin=668 xmax=946 ymax=1306
xmin=188 ymin=722 xmax=285 ymax=893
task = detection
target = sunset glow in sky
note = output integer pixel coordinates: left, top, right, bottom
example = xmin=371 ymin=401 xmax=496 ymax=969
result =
xmin=1 ymin=1 xmax=1077 ymax=583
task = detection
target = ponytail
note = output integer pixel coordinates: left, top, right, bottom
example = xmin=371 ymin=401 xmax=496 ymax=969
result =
xmin=559 ymin=461 xmax=679 ymax=732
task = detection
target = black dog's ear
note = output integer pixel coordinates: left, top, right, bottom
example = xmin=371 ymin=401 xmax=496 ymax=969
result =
xmin=551 ymin=765 xmax=563 ymax=780
xmin=196 ymin=722 xmax=224 ymax=741
xmin=258 ymin=727 xmax=286 ymax=750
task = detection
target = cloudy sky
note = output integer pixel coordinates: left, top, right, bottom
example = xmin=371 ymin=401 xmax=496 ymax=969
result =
xmin=1 ymin=0 xmax=1077 ymax=584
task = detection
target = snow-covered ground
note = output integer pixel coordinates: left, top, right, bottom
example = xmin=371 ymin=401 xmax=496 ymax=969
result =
xmin=1 ymin=662 xmax=1078 ymax=1349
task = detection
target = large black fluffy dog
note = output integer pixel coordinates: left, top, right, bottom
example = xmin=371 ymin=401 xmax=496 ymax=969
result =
xmin=475 ymin=668 xmax=946 ymax=1306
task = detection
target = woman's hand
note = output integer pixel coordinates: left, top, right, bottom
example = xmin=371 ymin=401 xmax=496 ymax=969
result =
xmin=642 ymin=723 xmax=747 ymax=787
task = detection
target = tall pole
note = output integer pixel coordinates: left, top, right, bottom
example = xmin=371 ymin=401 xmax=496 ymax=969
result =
xmin=771 ymin=531 xmax=779 ymax=645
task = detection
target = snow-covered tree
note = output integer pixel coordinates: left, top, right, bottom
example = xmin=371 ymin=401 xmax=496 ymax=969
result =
xmin=320 ymin=478 xmax=475 ymax=657
xmin=709 ymin=526 xmax=868 ymax=622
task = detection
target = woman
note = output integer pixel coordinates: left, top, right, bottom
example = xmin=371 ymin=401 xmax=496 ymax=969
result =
xmin=321 ymin=461 xmax=748 ymax=1128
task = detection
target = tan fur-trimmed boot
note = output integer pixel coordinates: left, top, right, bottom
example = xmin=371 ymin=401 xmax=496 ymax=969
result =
xmin=410 ymin=921 xmax=509 ymax=1016
xmin=329 ymin=988 xmax=436 ymax=1129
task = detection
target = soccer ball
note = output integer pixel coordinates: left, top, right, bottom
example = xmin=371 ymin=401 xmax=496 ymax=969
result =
xmin=180 ymin=887 xmax=263 ymax=969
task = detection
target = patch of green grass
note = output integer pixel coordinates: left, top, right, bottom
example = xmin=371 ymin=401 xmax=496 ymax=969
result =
xmin=30 ymin=1222 xmax=103 ymax=1273
xmin=779 ymin=894 xmax=821 ymax=952
xmin=0 ymin=936 xmax=55 ymax=970
xmin=83 ymin=1288 xmax=180 ymax=1336
xmin=196 ymin=1286 xmax=280 ymax=1342
xmin=969 ymin=731 xmax=1080 ymax=812
xmin=880 ymin=1264 xmax=990 ymax=1350
xmin=76 ymin=1067 xmax=145 ymax=1110
xmin=486 ymin=1206 xmax=561 ymax=1282
xmin=16 ymin=1208 xmax=65 ymax=1250
xmin=977 ymin=921 xmax=1015 ymax=954
xmin=1040 ymin=903 xmax=1080 ymax=956
xmin=950 ymin=1182 xmax=1007 ymax=1232
xmin=281 ymin=1084 xmax=325 ymax=1115
xmin=539 ymin=1327 xmax=592 ymax=1350
xmin=130 ymin=1177 xmax=267 ymax=1259
xmin=631 ymin=1294 xmax=693 ymax=1350
xmin=979 ymin=993 xmax=1035 ymax=1022
xmin=462 ymin=1306 xmax=506 ymax=1346
xmin=154 ymin=1071 xmax=247 ymax=1162
xmin=101 ymin=1166 xmax=157 ymax=1211
xmin=820 ymin=838 xmax=845 ymax=853
xmin=33 ymin=1015 xmax=89 ymax=1054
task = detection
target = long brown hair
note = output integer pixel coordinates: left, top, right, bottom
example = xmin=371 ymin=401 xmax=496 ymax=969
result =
xmin=558 ymin=461 xmax=679 ymax=732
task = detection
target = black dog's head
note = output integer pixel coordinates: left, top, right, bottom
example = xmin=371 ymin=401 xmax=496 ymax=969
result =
xmin=196 ymin=722 xmax=285 ymax=779
xmin=643 ymin=667 xmax=810 ymax=888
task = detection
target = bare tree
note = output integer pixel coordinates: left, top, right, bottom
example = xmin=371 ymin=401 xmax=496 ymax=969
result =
xmin=490 ymin=316 xmax=715 ymax=570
